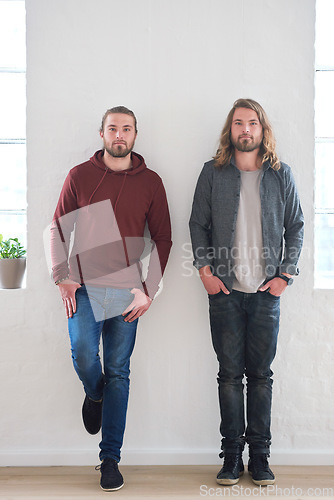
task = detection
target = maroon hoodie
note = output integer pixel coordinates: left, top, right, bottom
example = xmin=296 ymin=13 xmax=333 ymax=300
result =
xmin=50 ymin=150 xmax=172 ymax=298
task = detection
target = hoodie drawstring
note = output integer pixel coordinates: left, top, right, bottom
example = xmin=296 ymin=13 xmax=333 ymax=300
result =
xmin=88 ymin=168 xmax=109 ymax=206
xmin=113 ymin=172 xmax=128 ymax=216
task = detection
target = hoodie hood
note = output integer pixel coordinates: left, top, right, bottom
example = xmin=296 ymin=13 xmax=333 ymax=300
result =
xmin=90 ymin=150 xmax=147 ymax=176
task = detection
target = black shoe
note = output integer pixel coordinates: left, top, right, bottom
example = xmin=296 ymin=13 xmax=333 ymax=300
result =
xmin=248 ymin=454 xmax=275 ymax=486
xmin=216 ymin=453 xmax=244 ymax=485
xmin=82 ymin=395 xmax=102 ymax=435
xmin=96 ymin=458 xmax=124 ymax=491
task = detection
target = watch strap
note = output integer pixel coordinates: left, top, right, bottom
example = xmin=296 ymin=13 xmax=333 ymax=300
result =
xmin=278 ymin=274 xmax=293 ymax=285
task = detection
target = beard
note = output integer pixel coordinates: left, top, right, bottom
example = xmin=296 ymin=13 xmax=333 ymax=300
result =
xmin=231 ymin=135 xmax=262 ymax=153
xmin=104 ymin=139 xmax=135 ymax=158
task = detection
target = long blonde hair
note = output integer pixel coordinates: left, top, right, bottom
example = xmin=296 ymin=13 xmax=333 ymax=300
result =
xmin=214 ymin=98 xmax=280 ymax=170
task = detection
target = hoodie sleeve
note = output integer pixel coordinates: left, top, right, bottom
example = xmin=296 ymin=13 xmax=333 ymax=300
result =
xmin=143 ymin=180 xmax=172 ymax=298
xmin=50 ymin=171 xmax=78 ymax=283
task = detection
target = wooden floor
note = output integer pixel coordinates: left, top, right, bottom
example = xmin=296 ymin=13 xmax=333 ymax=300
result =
xmin=0 ymin=465 xmax=333 ymax=499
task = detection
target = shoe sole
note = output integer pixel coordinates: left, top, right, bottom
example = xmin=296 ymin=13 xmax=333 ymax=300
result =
xmin=216 ymin=471 xmax=244 ymax=485
xmin=249 ymin=471 xmax=275 ymax=486
xmin=85 ymin=426 xmax=101 ymax=435
xmin=251 ymin=478 xmax=275 ymax=486
xmin=100 ymin=482 xmax=124 ymax=491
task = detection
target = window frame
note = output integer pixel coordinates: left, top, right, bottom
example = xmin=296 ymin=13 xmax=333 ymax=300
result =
xmin=0 ymin=1 xmax=26 ymax=247
xmin=314 ymin=56 xmax=334 ymax=288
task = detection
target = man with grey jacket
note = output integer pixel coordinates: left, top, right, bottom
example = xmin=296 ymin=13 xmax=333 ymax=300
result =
xmin=189 ymin=99 xmax=304 ymax=486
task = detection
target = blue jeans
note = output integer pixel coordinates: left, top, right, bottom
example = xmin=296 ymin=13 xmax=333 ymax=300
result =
xmin=209 ymin=290 xmax=280 ymax=454
xmin=68 ymin=285 xmax=138 ymax=462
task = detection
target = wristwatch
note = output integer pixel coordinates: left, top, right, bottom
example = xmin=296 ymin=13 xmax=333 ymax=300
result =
xmin=278 ymin=274 xmax=294 ymax=286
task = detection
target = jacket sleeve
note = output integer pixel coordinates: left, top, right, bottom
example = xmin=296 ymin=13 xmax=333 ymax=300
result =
xmin=50 ymin=172 xmax=78 ymax=283
xmin=189 ymin=163 xmax=213 ymax=270
xmin=144 ymin=180 xmax=172 ymax=298
xmin=280 ymin=168 xmax=304 ymax=275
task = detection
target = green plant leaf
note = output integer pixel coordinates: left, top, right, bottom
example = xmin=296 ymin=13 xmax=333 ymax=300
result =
xmin=0 ymin=236 xmax=26 ymax=259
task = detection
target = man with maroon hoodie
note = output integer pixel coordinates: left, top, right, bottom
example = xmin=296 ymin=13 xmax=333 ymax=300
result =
xmin=50 ymin=106 xmax=172 ymax=491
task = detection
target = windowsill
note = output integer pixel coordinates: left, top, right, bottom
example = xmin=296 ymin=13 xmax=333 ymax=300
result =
xmin=314 ymin=276 xmax=334 ymax=289
xmin=0 ymin=286 xmax=26 ymax=291
xmin=0 ymin=287 xmax=26 ymax=291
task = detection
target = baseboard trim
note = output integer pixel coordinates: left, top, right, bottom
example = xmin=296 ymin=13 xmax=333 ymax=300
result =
xmin=0 ymin=449 xmax=333 ymax=467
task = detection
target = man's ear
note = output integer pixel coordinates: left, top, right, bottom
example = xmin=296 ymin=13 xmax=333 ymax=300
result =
xmin=99 ymin=130 xmax=104 ymax=139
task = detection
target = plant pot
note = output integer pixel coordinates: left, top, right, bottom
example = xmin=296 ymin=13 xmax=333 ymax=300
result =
xmin=0 ymin=258 xmax=26 ymax=289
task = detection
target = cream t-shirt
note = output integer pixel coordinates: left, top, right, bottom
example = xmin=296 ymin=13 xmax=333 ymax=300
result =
xmin=232 ymin=168 xmax=267 ymax=293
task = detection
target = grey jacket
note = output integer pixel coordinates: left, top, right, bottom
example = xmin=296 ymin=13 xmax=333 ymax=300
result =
xmin=189 ymin=158 xmax=304 ymax=291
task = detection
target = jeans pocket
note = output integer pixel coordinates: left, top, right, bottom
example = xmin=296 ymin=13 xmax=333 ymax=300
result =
xmin=208 ymin=290 xmax=222 ymax=298
xmin=208 ymin=290 xmax=230 ymax=300
xmin=266 ymin=290 xmax=280 ymax=300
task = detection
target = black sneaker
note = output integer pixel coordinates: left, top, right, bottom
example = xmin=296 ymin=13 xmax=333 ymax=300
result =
xmin=96 ymin=458 xmax=124 ymax=491
xmin=248 ymin=454 xmax=275 ymax=486
xmin=216 ymin=454 xmax=244 ymax=485
xmin=82 ymin=395 xmax=102 ymax=435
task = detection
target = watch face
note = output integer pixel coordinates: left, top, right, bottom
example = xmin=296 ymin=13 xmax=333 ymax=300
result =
xmin=280 ymin=275 xmax=293 ymax=285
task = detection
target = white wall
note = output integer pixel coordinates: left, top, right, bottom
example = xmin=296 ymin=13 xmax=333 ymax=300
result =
xmin=1 ymin=0 xmax=333 ymax=466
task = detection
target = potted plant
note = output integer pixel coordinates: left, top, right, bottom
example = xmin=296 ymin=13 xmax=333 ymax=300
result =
xmin=0 ymin=234 xmax=26 ymax=289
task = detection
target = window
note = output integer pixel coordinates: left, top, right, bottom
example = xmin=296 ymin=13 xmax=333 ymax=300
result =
xmin=0 ymin=1 xmax=26 ymax=247
xmin=315 ymin=0 xmax=334 ymax=288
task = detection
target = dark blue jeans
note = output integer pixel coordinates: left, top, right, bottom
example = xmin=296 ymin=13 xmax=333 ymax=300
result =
xmin=209 ymin=290 xmax=280 ymax=454
xmin=68 ymin=285 xmax=138 ymax=462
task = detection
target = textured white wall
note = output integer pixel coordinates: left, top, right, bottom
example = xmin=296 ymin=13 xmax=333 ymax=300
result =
xmin=1 ymin=0 xmax=333 ymax=466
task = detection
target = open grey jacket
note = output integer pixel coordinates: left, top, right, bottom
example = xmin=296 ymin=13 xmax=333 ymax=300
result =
xmin=189 ymin=158 xmax=304 ymax=292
